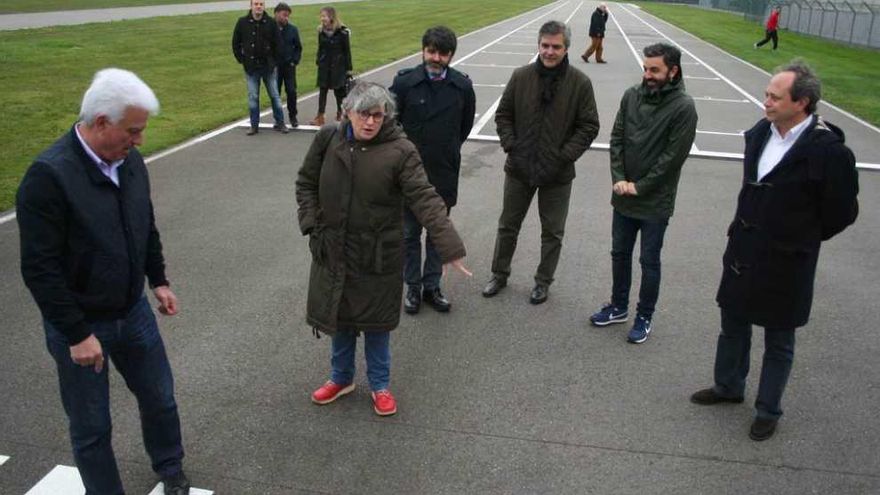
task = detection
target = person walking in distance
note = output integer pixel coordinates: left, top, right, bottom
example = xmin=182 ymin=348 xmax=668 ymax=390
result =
xmin=755 ymin=6 xmax=781 ymax=50
xmin=581 ymin=3 xmax=608 ymax=63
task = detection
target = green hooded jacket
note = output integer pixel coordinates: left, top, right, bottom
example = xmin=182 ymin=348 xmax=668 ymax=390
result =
xmin=609 ymin=78 xmax=697 ymax=219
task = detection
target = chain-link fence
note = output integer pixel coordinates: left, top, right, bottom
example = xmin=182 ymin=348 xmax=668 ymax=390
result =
xmin=696 ymin=0 xmax=880 ymax=47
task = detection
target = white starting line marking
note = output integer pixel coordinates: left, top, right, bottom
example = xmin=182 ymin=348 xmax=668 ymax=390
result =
xmin=473 ymin=83 xmax=507 ymax=88
xmin=481 ymin=50 xmax=535 ymax=55
xmin=459 ymin=63 xmax=521 ymax=69
xmin=0 ymin=454 xmax=9 ymax=465
xmin=697 ymin=130 xmax=745 ymax=136
xmin=685 ymin=75 xmax=721 ymax=81
xmin=497 ymin=41 xmax=540 ymax=46
xmin=693 ymin=96 xmax=751 ymax=103
xmin=24 ymin=464 xmax=212 ymax=495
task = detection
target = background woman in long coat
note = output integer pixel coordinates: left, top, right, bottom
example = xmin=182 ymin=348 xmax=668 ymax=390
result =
xmin=307 ymin=6 xmax=352 ymax=126
xmin=296 ymin=81 xmax=470 ymax=416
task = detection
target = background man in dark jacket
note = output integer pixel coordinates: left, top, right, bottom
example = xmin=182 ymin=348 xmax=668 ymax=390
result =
xmin=691 ymin=60 xmax=859 ymax=442
xmin=581 ymin=3 xmax=608 ymax=63
xmin=483 ymin=20 xmax=600 ymax=305
xmin=17 ymin=69 xmax=191 ymax=495
xmin=274 ymin=2 xmax=302 ymax=126
xmin=232 ymin=0 xmax=288 ymax=135
xmin=391 ymin=26 xmax=476 ymax=315
xmin=589 ymin=43 xmax=697 ymax=345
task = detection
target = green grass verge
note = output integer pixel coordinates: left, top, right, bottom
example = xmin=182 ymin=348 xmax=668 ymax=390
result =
xmin=0 ymin=0 xmax=222 ymax=14
xmin=0 ymin=0 xmax=552 ymax=211
xmin=635 ymin=2 xmax=880 ymax=127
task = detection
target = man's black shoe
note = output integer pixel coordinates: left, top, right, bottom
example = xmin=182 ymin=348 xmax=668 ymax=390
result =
xmin=690 ymin=388 xmax=745 ymax=405
xmin=404 ymin=286 xmax=421 ymax=314
xmin=529 ymin=284 xmax=548 ymax=305
xmin=290 ymin=118 xmax=299 ymax=128
xmin=162 ymin=471 xmax=191 ymax=495
xmin=749 ymin=417 xmax=778 ymax=441
xmin=246 ymin=127 xmax=258 ymax=136
xmin=273 ymin=123 xmax=289 ymax=134
xmin=482 ymin=276 xmax=507 ymax=297
xmin=423 ymin=287 xmax=451 ymax=312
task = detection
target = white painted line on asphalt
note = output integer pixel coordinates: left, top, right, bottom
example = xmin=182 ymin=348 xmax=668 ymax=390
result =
xmin=25 ymin=465 xmax=84 ymax=495
xmin=0 ymin=454 xmax=9 ymax=465
xmin=697 ymin=130 xmax=744 ymax=136
xmin=693 ymin=96 xmax=750 ymax=103
xmin=607 ymin=10 xmax=643 ymax=71
xmin=482 ymin=50 xmax=535 ymax=55
xmin=148 ymin=483 xmax=213 ymax=495
xmin=0 ymin=211 xmax=14 ymax=225
xmin=459 ymin=63 xmax=521 ymax=69
xmin=497 ymin=42 xmax=541 ymax=46
xmin=685 ymin=76 xmax=721 ymax=81
xmin=616 ymin=4 xmax=764 ymax=109
xmin=691 ymin=142 xmax=700 ymax=153
xmin=473 ymin=84 xmax=507 ymax=88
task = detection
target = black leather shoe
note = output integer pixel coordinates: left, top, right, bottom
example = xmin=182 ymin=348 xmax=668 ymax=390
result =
xmin=529 ymin=284 xmax=548 ymax=305
xmin=690 ymin=388 xmax=745 ymax=405
xmin=162 ymin=471 xmax=190 ymax=495
xmin=482 ymin=276 xmax=507 ymax=297
xmin=246 ymin=127 xmax=258 ymax=136
xmin=273 ymin=123 xmax=289 ymax=134
xmin=749 ymin=417 xmax=778 ymax=441
xmin=423 ymin=287 xmax=451 ymax=312
xmin=403 ymin=286 xmax=420 ymax=314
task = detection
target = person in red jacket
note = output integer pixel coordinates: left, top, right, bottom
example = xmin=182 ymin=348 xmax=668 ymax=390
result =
xmin=755 ymin=6 xmax=781 ymax=50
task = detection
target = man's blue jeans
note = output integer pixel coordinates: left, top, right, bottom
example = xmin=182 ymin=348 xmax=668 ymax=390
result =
xmin=330 ymin=331 xmax=390 ymax=392
xmin=610 ymin=209 xmax=669 ymax=318
xmin=44 ymin=296 xmax=184 ymax=495
xmin=713 ymin=310 xmax=795 ymax=420
xmin=245 ymin=67 xmax=285 ymax=128
xmin=403 ymin=207 xmax=446 ymax=292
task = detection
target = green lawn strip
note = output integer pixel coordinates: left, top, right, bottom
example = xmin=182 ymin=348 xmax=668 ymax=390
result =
xmin=0 ymin=0 xmax=222 ymax=14
xmin=0 ymin=0 xmax=552 ymax=211
xmin=633 ymin=2 xmax=880 ymax=128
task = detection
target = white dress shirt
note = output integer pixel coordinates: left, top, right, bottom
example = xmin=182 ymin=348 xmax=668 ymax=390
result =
xmin=75 ymin=124 xmax=124 ymax=187
xmin=756 ymin=116 xmax=812 ymax=181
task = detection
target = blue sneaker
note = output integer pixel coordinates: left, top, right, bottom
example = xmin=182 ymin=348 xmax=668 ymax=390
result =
xmin=627 ymin=315 xmax=652 ymax=344
xmin=590 ymin=303 xmax=628 ymax=326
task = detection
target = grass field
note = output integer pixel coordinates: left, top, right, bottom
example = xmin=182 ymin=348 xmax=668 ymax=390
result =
xmin=635 ymin=2 xmax=880 ymax=127
xmin=0 ymin=0 xmax=551 ymax=211
xmin=0 ymin=0 xmax=221 ymax=14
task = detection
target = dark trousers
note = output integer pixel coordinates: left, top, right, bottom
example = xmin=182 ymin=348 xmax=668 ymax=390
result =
xmin=490 ymin=174 xmax=572 ymax=287
xmin=44 ymin=296 xmax=184 ymax=495
xmin=713 ymin=310 xmax=795 ymax=420
xmin=318 ymin=86 xmax=347 ymax=115
xmin=610 ymin=210 xmax=669 ymax=318
xmin=583 ymin=36 xmax=604 ymax=61
xmin=756 ymin=29 xmax=778 ymax=49
xmin=277 ymin=62 xmax=298 ymax=121
xmin=403 ymin=206 xmax=448 ymax=291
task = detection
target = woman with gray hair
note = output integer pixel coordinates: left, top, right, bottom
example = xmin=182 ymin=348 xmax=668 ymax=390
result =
xmin=296 ymin=81 xmax=471 ymax=416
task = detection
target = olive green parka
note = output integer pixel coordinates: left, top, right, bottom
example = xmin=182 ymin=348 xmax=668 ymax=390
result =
xmin=295 ymin=120 xmax=466 ymax=335
xmin=609 ymin=78 xmax=697 ymax=220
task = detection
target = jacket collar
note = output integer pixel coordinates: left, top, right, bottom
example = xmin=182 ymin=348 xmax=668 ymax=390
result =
xmin=744 ymin=114 xmax=822 ymax=181
xmin=68 ymin=125 xmax=131 ymax=188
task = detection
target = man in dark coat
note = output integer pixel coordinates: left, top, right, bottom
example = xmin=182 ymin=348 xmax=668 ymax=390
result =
xmin=390 ymin=26 xmax=476 ymax=315
xmin=482 ymin=20 xmax=600 ymax=305
xmin=17 ymin=69 xmax=191 ymax=495
xmin=691 ymin=60 xmax=859 ymax=441
xmin=232 ymin=0 xmax=288 ymax=135
xmin=274 ymin=2 xmax=302 ymax=126
xmin=589 ymin=43 xmax=697 ymax=345
xmin=581 ymin=3 xmax=608 ymax=63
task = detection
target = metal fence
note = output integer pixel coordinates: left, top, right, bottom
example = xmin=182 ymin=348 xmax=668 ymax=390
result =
xmin=696 ymin=0 xmax=880 ymax=48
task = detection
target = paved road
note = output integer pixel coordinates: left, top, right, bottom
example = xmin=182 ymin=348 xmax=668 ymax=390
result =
xmin=2 ymin=1 xmax=878 ymax=493
xmin=0 ymin=0 xmax=363 ymax=31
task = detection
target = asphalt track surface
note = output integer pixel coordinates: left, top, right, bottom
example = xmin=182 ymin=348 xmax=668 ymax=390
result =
xmin=1 ymin=1 xmax=879 ymax=493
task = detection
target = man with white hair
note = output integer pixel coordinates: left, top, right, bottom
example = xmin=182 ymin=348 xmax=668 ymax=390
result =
xmin=17 ymin=68 xmax=191 ymax=494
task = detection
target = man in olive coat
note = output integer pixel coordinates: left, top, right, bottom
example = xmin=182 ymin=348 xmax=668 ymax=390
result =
xmin=691 ymin=60 xmax=859 ymax=441
xmin=391 ymin=26 xmax=476 ymax=315
xmin=482 ymin=20 xmax=600 ymax=305
xmin=589 ymin=43 xmax=697 ymax=345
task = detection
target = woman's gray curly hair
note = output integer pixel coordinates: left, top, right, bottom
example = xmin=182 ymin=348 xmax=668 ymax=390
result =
xmin=341 ymin=81 xmax=397 ymax=121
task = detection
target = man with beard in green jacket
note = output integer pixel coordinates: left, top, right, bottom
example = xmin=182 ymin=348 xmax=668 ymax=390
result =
xmin=589 ymin=43 xmax=697 ymax=344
